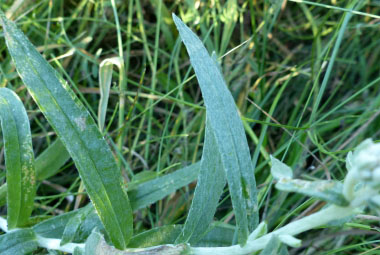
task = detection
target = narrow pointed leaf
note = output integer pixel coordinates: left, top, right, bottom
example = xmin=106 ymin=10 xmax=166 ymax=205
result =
xmin=173 ymin=14 xmax=258 ymax=245
xmin=0 ymin=88 xmax=35 ymax=228
xmin=0 ymin=13 xmax=132 ymax=249
xmin=176 ymin=119 xmax=226 ymax=244
xmin=128 ymin=162 xmax=200 ymax=211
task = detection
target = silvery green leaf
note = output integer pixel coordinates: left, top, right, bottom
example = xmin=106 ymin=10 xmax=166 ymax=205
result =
xmin=346 ymin=151 xmax=353 ymax=172
xmin=259 ymin=235 xmax=281 ymax=255
xmin=278 ymin=235 xmax=301 ymax=248
xmin=248 ymin=222 xmax=268 ymax=242
xmin=0 ymin=12 xmax=132 ymax=249
xmin=173 ymin=13 xmax=258 ymax=245
xmin=279 ymin=245 xmax=290 ymax=255
xmin=270 ymin=155 xmax=293 ymax=180
xmin=176 ymin=119 xmax=226 ymax=244
xmin=276 ymin=179 xmax=349 ymax=206
xmin=0 ymin=228 xmax=38 ymax=255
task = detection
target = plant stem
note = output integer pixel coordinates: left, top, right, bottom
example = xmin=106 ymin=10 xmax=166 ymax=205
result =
xmin=191 ymin=205 xmax=358 ymax=255
xmin=36 ymin=236 xmax=85 ymax=253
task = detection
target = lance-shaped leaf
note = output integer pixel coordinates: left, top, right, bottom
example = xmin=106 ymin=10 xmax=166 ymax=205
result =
xmin=128 ymin=161 xmax=200 ymax=211
xmin=176 ymin=119 xmax=226 ymax=244
xmin=0 ymin=12 xmax=132 ymax=249
xmin=0 ymin=88 xmax=35 ymax=229
xmin=173 ymin=14 xmax=258 ymax=245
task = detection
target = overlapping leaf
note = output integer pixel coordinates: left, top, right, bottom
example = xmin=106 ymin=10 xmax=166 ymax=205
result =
xmin=0 ymin=88 xmax=35 ymax=228
xmin=0 ymin=138 xmax=71 ymax=207
xmin=0 ymin=228 xmax=38 ymax=255
xmin=0 ymin=12 xmax=132 ymax=249
xmin=173 ymin=14 xmax=258 ymax=245
xmin=176 ymin=119 xmax=226 ymax=244
xmin=128 ymin=162 xmax=200 ymax=210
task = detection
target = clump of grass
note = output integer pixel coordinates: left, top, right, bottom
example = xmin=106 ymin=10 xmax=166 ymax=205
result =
xmin=0 ymin=0 xmax=380 ymax=254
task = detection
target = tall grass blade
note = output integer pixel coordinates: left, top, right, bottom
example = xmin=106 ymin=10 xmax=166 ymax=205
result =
xmin=0 ymin=12 xmax=132 ymax=249
xmin=176 ymin=119 xmax=226 ymax=244
xmin=220 ymin=0 xmax=238 ymax=55
xmin=173 ymin=14 xmax=258 ymax=245
xmin=0 ymin=88 xmax=35 ymax=228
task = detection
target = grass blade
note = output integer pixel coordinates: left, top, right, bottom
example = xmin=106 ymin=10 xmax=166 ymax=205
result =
xmin=173 ymin=14 xmax=258 ymax=245
xmin=176 ymin=119 xmax=226 ymax=244
xmin=0 ymin=88 xmax=35 ymax=228
xmin=0 ymin=13 xmax=132 ymax=249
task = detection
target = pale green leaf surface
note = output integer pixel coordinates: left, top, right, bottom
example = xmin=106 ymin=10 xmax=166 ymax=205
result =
xmin=61 ymin=204 xmax=93 ymax=246
xmin=270 ymin=156 xmax=293 ymax=180
xmin=276 ymin=179 xmax=349 ymax=206
xmin=173 ymin=14 xmax=258 ymax=245
xmin=98 ymin=57 xmax=121 ymax=131
xmin=0 ymin=228 xmax=38 ymax=255
xmin=176 ymin=119 xmax=226 ymax=244
xmin=278 ymin=235 xmax=301 ymax=248
xmin=74 ymin=247 xmax=85 ymax=255
xmin=33 ymin=210 xmax=79 ymax=239
xmin=279 ymin=245 xmax=290 ymax=255
xmin=259 ymin=235 xmax=281 ymax=255
xmin=346 ymin=151 xmax=353 ymax=172
xmin=0 ymin=13 xmax=132 ymax=249
xmin=248 ymin=222 xmax=268 ymax=242
xmin=0 ymin=88 xmax=36 ymax=228
xmin=194 ymin=224 xmax=235 ymax=247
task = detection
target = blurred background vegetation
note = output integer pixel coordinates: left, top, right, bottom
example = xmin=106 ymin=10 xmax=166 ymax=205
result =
xmin=1 ymin=0 xmax=380 ymax=254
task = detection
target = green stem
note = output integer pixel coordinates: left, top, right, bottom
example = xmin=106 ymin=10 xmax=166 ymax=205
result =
xmin=191 ymin=205 xmax=358 ymax=255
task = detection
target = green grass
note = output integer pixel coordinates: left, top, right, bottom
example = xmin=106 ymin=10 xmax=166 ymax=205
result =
xmin=0 ymin=0 xmax=380 ymax=254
